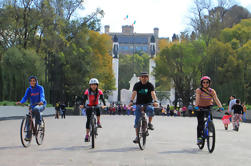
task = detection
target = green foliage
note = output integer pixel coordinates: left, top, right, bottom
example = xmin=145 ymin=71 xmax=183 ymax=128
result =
xmin=119 ymin=54 xmax=149 ymax=90
xmin=0 ymin=0 xmax=114 ymax=106
xmin=155 ymin=40 xmax=206 ymax=106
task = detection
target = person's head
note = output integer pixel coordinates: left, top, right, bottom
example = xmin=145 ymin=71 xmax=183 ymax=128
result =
xmin=28 ymin=76 xmax=37 ymax=87
xmin=236 ymin=99 xmax=240 ymax=104
xmin=225 ymin=112 xmax=230 ymax=115
xmin=89 ymin=78 xmax=99 ymax=91
xmin=200 ymin=76 xmax=211 ymax=88
xmin=140 ymin=72 xmax=149 ymax=84
xmin=230 ymin=95 xmax=236 ymax=100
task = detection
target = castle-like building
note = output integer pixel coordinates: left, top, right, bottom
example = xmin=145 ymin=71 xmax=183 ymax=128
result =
xmin=104 ymin=25 xmax=159 ymax=56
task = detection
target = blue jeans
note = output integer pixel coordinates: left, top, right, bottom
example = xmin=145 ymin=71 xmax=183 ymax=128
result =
xmin=29 ymin=105 xmax=45 ymax=125
xmin=243 ymin=112 xmax=247 ymax=122
xmin=134 ymin=105 xmax=154 ymax=128
xmin=25 ymin=105 xmax=45 ymax=137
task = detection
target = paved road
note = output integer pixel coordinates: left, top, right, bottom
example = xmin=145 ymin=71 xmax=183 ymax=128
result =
xmin=0 ymin=115 xmax=250 ymax=166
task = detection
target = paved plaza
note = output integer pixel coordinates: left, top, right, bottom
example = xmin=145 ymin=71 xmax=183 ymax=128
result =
xmin=0 ymin=114 xmax=251 ymax=166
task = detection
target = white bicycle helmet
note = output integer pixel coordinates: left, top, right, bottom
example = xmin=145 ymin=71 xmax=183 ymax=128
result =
xmin=89 ymin=78 xmax=99 ymax=85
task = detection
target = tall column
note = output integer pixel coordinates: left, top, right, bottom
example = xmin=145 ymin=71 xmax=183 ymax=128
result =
xmin=110 ymin=35 xmax=119 ymax=102
xmin=149 ymin=35 xmax=156 ymax=87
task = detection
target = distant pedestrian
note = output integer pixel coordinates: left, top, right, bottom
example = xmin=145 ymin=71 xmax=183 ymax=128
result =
xmin=221 ymin=112 xmax=232 ymax=130
xmin=228 ymin=95 xmax=236 ymax=122
xmin=55 ymin=101 xmax=60 ymax=119
xmin=60 ymin=102 xmax=66 ymax=119
xmin=232 ymin=99 xmax=243 ymax=131
xmin=242 ymin=103 xmax=247 ymax=122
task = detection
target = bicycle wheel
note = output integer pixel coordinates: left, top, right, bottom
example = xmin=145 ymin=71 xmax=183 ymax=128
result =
xmin=138 ymin=119 xmax=147 ymax=150
xmin=91 ymin=118 xmax=95 ymax=148
xmin=207 ymin=121 xmax=215 ymax=153
xmin=20 ymin=117 xmax=32 ymax=147
xmin=36 ymin=118 xmax=45 ymax=145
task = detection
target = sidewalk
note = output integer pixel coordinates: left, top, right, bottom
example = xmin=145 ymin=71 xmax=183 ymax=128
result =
xmin=0 ymin=106 xmax=55 ymax=120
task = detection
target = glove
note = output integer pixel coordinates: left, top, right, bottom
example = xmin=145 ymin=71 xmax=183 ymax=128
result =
xmin=194 ymin=106 xmax=199 ymax=110
xmin=219 ymin=107 xmax=224 ymax=111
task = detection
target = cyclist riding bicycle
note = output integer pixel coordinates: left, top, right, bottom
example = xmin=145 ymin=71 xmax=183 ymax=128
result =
xmin=194 ymin=76 xmax=224 ymax=144
xmin=128 ymin=72 xmax=158 ymax=143
xmin=16 ymin=76 xmax=47 ymax=141
xmin=79 ymin=78 xmax=106 ymax=142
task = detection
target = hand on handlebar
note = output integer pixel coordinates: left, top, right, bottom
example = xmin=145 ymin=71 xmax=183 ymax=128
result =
xmin=16 ymin=101 xmax=21 ymax=105
xmin=128 ymin=101 xmax=133 ymax=107
xmin=153 ymin=102 xmax=158 ymax=107
xmin=194 ymin=106 xmax=199 ymax=110
xmin=101 ymin=105 xmax=107 ymax=109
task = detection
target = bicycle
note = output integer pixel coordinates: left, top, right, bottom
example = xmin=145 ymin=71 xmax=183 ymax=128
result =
xmin=197 ymin=108 xmax=215 ymax=153
xmin=86 ymin=105 xmax=99 ymax=148
xmin=136 ymin=104 xmax=153 ymax=150
xmin=20 ymin=104 xmax=45 ymax=148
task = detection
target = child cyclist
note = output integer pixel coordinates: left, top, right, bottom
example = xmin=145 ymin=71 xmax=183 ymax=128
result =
xmin=221 ymin=112 xmax=232 ymax=130
xmin=79 ymin=78 xmax=106 ymax=142
xmin=194 ymin=76 xmax=224 ymax=145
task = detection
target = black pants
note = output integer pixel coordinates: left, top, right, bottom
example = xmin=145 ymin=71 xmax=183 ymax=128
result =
xmin=86 ymin=107 xmax=100 ymax=129
xmin=196 ymin=107 xmax=213 ymax=138
xmin=61 ymin=110 xmax=66 ymax=119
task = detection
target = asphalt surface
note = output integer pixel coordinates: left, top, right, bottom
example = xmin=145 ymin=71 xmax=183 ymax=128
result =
xmin=0 ymin=115 xmax=250 ymax=166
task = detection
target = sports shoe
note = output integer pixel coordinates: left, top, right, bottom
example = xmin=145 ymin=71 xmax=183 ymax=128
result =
xmin=148 ymin=123 xmax=154 ymax=130
xmin=197 ymin=137 xmax=203 ymax=145
xmin=97 ymin=122 xmax=102 ymax=128
xmin=85 ymin=135 xmax=90 ymax=142
xmin=24 ymin=132 xmax=31 ymax=141
xmin=133 ymin=137 xmax=139 ymax=144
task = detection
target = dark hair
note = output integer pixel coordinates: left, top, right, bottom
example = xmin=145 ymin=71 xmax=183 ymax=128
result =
xmin=225 ymin=112 xmax=230 ymax=115
xmin=236 ymin=99 xmax=240 ymax=104
xmin=29 ymin=76 xmax=37 ymax=82
xmin=231 ymin=95 xmax=236 ymax=98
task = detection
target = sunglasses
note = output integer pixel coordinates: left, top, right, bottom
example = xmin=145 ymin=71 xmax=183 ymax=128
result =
xmin=202 ymin=81 xmax=209 ymax=84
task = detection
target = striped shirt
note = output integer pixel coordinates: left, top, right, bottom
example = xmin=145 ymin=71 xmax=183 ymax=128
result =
xmin=197 ymin=88 xmax=216 ymax=107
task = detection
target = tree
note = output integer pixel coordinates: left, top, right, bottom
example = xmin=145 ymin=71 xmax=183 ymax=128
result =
xmin=119 ymin=54 xmax=149 ymax=91
xmin=155 ymin=40 xmax=206 ymax=106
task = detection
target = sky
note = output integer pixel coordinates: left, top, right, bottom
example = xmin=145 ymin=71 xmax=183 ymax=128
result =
xmin=78 ymin=0 xmax=251 ymax=38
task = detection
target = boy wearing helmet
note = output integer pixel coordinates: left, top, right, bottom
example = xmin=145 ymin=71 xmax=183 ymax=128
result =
xmin=80 ymin=78 xmax=106 ymax=142
xmin=16 ymin=76 xmax=47 ymax=141
xmin=194 ymin=76 xmax=224 ymax=144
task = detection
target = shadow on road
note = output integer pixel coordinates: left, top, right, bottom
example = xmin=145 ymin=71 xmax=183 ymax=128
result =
xmin=159 ymin=148 xmax=204 ymax=154
xmin=40 ymin=145 xmax=89 ymax=151
xmin=90 ymin=146 xmax=139 ymax=153
xmin=0 ymin=146 xmax=23 ymax=150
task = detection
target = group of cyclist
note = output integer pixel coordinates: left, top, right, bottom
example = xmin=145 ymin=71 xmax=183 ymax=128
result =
xmin=17 ymin=73 xmax=225 ymax=145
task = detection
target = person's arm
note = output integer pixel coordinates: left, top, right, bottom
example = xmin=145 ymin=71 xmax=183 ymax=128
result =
xmin=151 ymin=91 xmax=158 ymax=107
xmin=20 ymin=88 xmax=30 ymax=104
xmin=100 ymin=94 xmax=106 ymax=106
xmin=195 ymin=88 xmax=200 ymax=107
xmin=81 ymin=95 xmax=88 ymax=106
xmin=212 ymin=90 xmax=223 ymax=108
xmin=130 ymin=91 xmax=137 ymax=102
xmin=39 ymin=86 xmax=46 ymax=105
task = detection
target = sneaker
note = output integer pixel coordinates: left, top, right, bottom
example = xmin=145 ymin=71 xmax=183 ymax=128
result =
xmin=97 ymin=122 xmax=102 ymax=128
xmin=24 ymin=133 xmax=31 ymax=141
xmin=85 ymin=135 xmax=90 ymax=142
xmin=197 ymin=137 xmax=203 ymax=145
xmin=133 ymin=137 xmax=139 ymax=144
xmin=225 ymin=126 xmax=228 ymax=130
xmin=148 ymin=123 xmax=154 ymax=130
